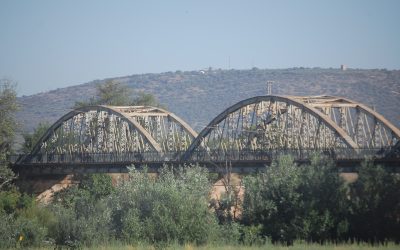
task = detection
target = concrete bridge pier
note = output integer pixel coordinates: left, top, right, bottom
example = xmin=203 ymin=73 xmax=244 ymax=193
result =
xmin=16 ymin=173 xmax=133 ymax=203
xmin=16 ymin=174 xmax=76 ymax=203
xmin=210 ymin=173 xmax=244 ymax=219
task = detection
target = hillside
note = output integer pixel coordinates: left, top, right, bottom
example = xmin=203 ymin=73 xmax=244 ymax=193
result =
xmin=16 ymin=68 xmax=400 ymax=134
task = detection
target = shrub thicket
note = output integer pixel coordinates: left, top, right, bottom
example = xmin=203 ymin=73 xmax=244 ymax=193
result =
xmin=347 ymin=160 xmax=400 ymax=243
xmin=242 ymin=155 xmax=400 ymax=245
xmin=1 ymin=158 xmax=400 ymax=248
xmin=107 ymin=166 xmax=219 ymax=245
xmin=0 ymin=189 xmax=49 ymax=248
xmin=47 ymin=166 xmax=224 ymax=247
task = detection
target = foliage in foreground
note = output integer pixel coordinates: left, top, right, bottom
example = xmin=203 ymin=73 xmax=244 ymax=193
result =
xmin=1 ymin=157 xmax=400 ymax=248
xmin=28 ymin=241 xmax=400 ymax=250
xmin=86 ymin=241 xmax=400 ymax=250
xmin=0 ymin=189 xmax=52 ymax=248
xmin=48 ymin=166 xmax=225 ymax=248
xmin=107 ymin=166 xmax=219 ymax=245
xmin=242 ymin=155 xmax=349 ymax=244
xmin=0 ymin=80 xmax=18 ymax=191
xmin=347 ymin=160 xmax=400 ymax=243
xmin=242 ymin=155 xmax=400 ymax=245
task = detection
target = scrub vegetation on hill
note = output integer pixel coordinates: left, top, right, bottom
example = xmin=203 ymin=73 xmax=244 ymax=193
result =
xmin=16 ymin=68 xmax=400 ymax=133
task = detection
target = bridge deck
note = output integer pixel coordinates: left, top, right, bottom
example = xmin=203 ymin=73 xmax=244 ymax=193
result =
xmin=10 ymin=148 xmax=400 ymax=175
xmin=11 ymin=158 xmax=400 ymax=176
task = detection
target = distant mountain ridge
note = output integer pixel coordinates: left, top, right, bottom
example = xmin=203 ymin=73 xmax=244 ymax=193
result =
xmin=16 ymin=68 xmax=400 ymax=134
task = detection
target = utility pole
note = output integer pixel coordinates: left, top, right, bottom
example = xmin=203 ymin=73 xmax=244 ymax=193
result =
xmin=266 ymin=81 xmax=274 ymax=95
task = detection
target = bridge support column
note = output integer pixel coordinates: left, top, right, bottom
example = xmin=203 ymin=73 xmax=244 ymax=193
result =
xmin=16 ymin=174 xmax=77 ymax=203
xmin=16 ymin=173 xmax=133 ymax=203
xmin=210 ymin=173 xmax=244 ymax=219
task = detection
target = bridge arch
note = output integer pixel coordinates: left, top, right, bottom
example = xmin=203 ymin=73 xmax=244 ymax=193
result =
xmin=297 ymin=96 xmax=400 ymax=148
xmin=21 ymin=105 xmax=197 ymax=163
xmin=183 ymin=95 xmax=400 ymax=160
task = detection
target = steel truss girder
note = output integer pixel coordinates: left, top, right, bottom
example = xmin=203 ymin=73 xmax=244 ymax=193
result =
xmin=182 ymin=95 xmax=400 ymax=160
xmin=21 ymin=105 xmax=197 ymax=164
xmin=299 ymin=95 xmax=400 ymax=148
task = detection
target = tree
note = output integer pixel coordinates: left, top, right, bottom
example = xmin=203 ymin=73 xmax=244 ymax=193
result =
xmin=131 ymin=91 xmax=161 ymax=107
xmin=348 ymin=160 xmax=400 ymax=243
xmin=49 ymin=166 xmax=222 ymax=247
xmin=296 ymin=154 xmax=349 ymax=242
xmin=22 ymin=122 xmax=50 ymax=154
xmin=107 ymin=165 xmax=219 ymax=245
xmin=242 ymin=154 xmax=350 ymax=244
xmin=74 ymin=80 xmax=162 ymax=107
xmin=242 ymin=156 xmax=302 ymax=244
xmin=96 ymin=80 xmax=133 ymax=106
xmin=74 ymin=80 xmax=132 ymax=107
xmin=0 ymin=80 xmax=18 ymax=191
xmin=52 ymin=173 xmax=114 ymax=209
xmin=49 ymin=174 xmax=115 ymax=247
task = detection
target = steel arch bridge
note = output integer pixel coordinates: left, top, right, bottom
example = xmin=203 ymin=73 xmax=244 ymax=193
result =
xmin=18 ymin=105 xmax=197 ymax=165
xmin=182 ymin=95 xmax=400 ymax=161
xmin=12 ymin=96 xmax=400 ymax=174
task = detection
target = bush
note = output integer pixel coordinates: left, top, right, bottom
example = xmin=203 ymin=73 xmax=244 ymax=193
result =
xmin=0 ymin=213 xmax=17 ymax=249
xmin=0 ymin=190 xmax=20 ymax=214
xmin=107 ymin=165 xmax=219 ymax=245
xmin=215 ymin=222 xmax=242 ymax=245
xmin=0 ymin=213 xmax=47 ymax=248
xmin=242 ymin=155 xmax=350 ymax=244
xmin=49 ymin=200 xmax=111 ymax=247
xmin=49 ymin=174 xmax=114 ymax=247
xmin=14 ymin=216 xmax=48 ymax=248
xmin=3 ymin=155 xmax=400 ymax=248
xmin=240 ymin=224 xmax=265 ymax=246
xmin=348 ymin=160 xmax=400 ymax=243
xmin=0 ymin=189 xmax=35 ymax=215
xmin=242 ymin=156 xmax=302 ymax=244
xmin=53 ymin=173 xmax=114 ymax=209
xmin=296 ymin=154 xmax=349 ymax=242
xmin=49 ymin=166 xmax=219 ymax=247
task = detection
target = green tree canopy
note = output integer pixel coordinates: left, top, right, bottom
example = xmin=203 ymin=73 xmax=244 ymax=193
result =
xmin=131 ymin=91 xmax=161 ymax=107
xmin=95 ymin=80 xmax=133 ymax=106
xmin=0 ymin=80 xmax=18 ymax=191
xmin=22 ymin=122 xmax=51 ymax=154
xmin=348 ymin=160 xmax=400 ymax=243
xmin=242 ymin=155 xmax=350 ymax=244
xmin=75 ymin=80 xmax=162 ymax=108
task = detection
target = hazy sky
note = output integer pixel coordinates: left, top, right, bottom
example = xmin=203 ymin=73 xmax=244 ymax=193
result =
xmin=1 ymin=0 xmax=399 ymax=96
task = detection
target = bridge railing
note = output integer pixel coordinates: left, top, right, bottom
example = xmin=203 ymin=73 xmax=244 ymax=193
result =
xmin=8 ymin=147 xmax=396 ymax=165
xmin=10 ymin=151 xmax=186 ymax=165
xmin=188 ymin=148 xmax=391 ymax=162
